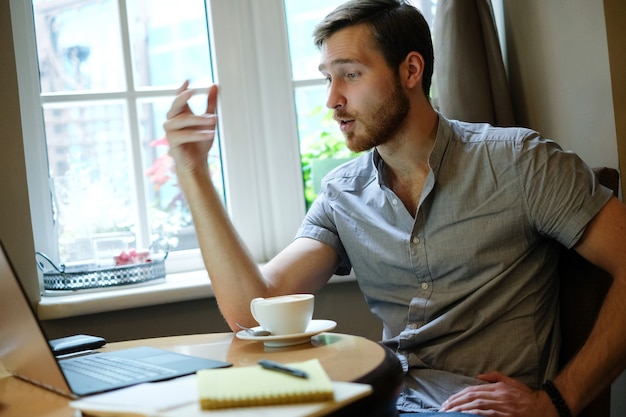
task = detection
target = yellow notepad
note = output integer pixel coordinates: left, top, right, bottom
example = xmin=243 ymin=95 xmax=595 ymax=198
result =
xmin=197 ymin=358 xmax=334 ymax=410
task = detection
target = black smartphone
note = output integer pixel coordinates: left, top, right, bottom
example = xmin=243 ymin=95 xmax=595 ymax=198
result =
xmin=49 ymin=334 xmax=107 ymax=356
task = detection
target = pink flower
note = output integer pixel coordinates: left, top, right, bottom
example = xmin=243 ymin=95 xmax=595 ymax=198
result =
xmin=114 ymin=248 xmax=151 ymax=266
xmin=150 ymin=136 xmax=169 ymax=147
xmin=145 ymin=154 xmax=174 ymax=191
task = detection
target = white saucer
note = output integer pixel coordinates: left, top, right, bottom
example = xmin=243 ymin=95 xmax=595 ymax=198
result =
xmin=235 ymin=319 xmax=337 ymax=347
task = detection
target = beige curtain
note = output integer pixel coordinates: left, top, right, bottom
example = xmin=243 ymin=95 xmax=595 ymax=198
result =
xmin=433 ymin=0 xmax=515 ymax=126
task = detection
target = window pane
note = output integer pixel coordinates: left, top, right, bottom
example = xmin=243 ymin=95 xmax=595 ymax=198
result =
xmin=44 ymin=101 xmax=136 ymax=263
xmin=284 ymin=0 xmax=358 ymax=209
xmin=284 ymin=0 xmax=341 ymax=81
xmin=126 ymin=0 xmax=212 ymax=89
xmin=33 ymin=0 xmax=125 ymax=93
xmin=293 ymin=85 xmax=354 ymax=208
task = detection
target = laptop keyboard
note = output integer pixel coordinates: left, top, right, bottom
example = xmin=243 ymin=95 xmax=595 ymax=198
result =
xmin=61 ymin=354 xmax=177 ymax=384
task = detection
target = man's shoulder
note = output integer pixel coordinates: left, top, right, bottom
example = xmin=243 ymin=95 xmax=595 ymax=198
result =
xmin=434 ymin=117 xmax=564 ymax=173
xmin=446 ymin=118 xmax=539 ymax=146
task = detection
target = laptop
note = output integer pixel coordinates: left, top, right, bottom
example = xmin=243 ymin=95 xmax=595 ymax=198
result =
xmin=0 ymin=240 xmax=231 ymax=398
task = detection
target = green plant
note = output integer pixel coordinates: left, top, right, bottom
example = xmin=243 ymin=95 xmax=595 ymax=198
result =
xmin=299 ymin=106 xmax=359 ymax=208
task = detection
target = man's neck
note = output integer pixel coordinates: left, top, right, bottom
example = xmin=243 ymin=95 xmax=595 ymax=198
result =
xmin=377 ymin=104 xmax=438 ymax=216
xmin=377 ymin=104 xmax=438 ymax=178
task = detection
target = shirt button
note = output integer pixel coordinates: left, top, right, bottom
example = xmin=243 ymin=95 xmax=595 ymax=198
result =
xmin=412 ymin=237 xmax=420 ymax=244
xmin=421 ymin=282 xmax=429 ymax=290
xmin=409 ymin=323 xmax=419 ymax=330
xmin=392 ymin=198 xmax=398 ymax=205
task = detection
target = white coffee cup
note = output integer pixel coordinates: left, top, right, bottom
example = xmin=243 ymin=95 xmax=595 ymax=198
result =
xmin=250 ymin=294 xmax=314 ymax=335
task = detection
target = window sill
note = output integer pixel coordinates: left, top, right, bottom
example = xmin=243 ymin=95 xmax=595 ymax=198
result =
xmin=37 ymin=269 xmax=214 ymax=320
xmin=37 ymin=270 xmax=356 ymax=321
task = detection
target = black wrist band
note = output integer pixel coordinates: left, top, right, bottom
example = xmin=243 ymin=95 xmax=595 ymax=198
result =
xmin=543 ymin=380 xmax=573 ymax=417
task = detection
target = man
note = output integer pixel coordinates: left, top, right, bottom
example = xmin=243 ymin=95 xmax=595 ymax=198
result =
xmin=164 ymin=1 xmax=626 ymax=415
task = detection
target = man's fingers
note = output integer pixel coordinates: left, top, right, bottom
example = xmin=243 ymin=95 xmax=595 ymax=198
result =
xmin=164 ymin=113 xmax=217 ymax=132
xmin=477 ymin=372 xmax=531 ymax=391
xmin=166 ymin=88 xmax=194 ymax=120
xmin=163 ymin=82 xmax=219 ymax=153
xmin=167 ymin=129 xmax=216 ymax=147
xmin=176 ymin=80 xmax=190 ymax=94
xmin=206 ymin=84 xmax=218 ymax=115
xmin=166 ymin=83 xmax=218 ymax=121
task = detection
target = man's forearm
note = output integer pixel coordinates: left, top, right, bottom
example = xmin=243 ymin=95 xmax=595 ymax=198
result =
xmin=176 ymin=166 xmax=269 ymax=330
xmin=555 ymin=277 xmax=626 ymax=415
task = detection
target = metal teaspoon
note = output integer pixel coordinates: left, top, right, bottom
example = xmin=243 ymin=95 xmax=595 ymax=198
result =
xmin=236 ymin=323 xmax=271 ymax=337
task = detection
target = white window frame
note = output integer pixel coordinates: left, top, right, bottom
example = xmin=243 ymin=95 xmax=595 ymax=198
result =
xmin=11 ymin=0 xmax=307 ymax=301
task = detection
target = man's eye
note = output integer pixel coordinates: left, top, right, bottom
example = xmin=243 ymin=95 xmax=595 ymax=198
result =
xmin=346 ymin=72 xmax=358 ymax=79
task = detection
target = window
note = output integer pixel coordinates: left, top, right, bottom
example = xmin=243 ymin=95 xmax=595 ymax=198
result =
xmin=12 ymin=0 xmax=437 ymax=296
xmin=31 ymin=0 xmax=220 ymax=269
xmin=15 ymin=0 xmax=306 ymax=282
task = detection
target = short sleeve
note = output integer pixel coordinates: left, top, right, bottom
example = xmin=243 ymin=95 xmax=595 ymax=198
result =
xmin=516 ymin=133 xmax=613 ymax=248
xmin=295 ymin=190 xmax=352 ymax=275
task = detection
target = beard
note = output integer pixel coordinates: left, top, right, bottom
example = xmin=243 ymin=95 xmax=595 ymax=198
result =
xmin=335 ymin=78 xmax=410 ymax=153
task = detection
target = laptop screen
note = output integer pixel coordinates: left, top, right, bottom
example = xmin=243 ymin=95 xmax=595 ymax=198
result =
xmin=0 ymin=241 xmax=232 ymax=398
xmin=0 ymin=241 xmax=73 ymax=396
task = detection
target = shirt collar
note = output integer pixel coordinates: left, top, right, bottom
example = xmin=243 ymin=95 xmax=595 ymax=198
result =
xmin=428 ymin=113 xmax=453 ymax=178
xmin=371 ymin=113 xmax=453 ymax=186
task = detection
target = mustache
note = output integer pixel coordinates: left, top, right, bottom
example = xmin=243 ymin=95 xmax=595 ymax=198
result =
xmin=333 ymin=109 xmax=355 ymax=121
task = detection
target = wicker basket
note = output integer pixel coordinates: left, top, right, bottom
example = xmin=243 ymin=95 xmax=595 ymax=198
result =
xmin=36 ymin=251 xmax=168 ymax=291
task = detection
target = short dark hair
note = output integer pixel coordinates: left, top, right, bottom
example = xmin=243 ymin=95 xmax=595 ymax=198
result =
xmin=313 ymin=0 xmax=434 ymax=97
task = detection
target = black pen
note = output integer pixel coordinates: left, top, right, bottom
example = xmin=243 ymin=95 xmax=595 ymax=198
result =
xmin=258 ymin=359 xmax=309 ymax=379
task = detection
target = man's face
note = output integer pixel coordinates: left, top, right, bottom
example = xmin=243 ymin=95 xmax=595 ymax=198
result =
xmin=318 ymin=24 xmax=410 ymax=152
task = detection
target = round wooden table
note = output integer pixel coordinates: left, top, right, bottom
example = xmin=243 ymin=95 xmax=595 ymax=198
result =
xmin=0 ymin=332 xmax=402 ymax=417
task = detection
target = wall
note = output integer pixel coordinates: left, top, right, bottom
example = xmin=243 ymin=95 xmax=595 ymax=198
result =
xmin=503 ymin=0 xmax=619 ymax=169
xmin=501 ymin=1 xmax=625 ymax=416
xmin=0 ymin=0 xmax=40 ymax=307
xmin=604 ymin=0 xmax=626 ymax=194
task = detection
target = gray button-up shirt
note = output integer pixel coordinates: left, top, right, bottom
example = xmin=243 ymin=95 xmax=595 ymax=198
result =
xmin=296 ymin=116 xmax=612 ymax=411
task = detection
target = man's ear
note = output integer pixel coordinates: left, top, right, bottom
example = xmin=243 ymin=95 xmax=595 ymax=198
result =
xmin=400 ymin=51 xmax=424 ymax=90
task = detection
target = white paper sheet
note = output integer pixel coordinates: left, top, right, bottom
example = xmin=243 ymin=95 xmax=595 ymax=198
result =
xmin=69 ymin=375 xmax=372 ymax=417
xmin=70 ymin=375 xmax=198 ymax=416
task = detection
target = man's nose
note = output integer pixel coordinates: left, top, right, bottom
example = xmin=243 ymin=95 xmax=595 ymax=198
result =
xmin=326 ymin=82 xmax=346 ymax=110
